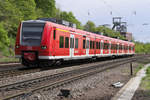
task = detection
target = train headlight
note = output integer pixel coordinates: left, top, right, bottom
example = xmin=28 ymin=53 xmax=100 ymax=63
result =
xmin=16 ymin=45 xmax=19 ymax=49
xmin=41 ymin=46 xmax=47 ymax=50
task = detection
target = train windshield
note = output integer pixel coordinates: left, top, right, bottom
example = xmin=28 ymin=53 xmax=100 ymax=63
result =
xmin=21 ymin=22 xmax=45 ymax=46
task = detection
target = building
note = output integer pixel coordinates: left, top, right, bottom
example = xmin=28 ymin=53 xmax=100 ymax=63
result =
xmin=120 ymin=32 xmax=132 ymax=42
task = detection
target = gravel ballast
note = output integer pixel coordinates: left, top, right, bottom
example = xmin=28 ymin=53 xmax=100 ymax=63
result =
xmin=24 ymin=62 xmax=140 ymax=100
xmin=0 ymin=57 xmax=146 ymax=100
xmin=0 ymin=59 xmax=115 ymax=87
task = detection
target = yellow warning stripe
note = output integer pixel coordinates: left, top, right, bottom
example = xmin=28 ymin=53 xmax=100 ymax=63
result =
xmin=56 ymin=28 xmax=69 ymax=33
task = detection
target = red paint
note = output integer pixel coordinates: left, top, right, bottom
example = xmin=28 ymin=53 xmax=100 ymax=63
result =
xmin=15 ymin=20 xmax=135 ymax=61
xmin=23 ymin=52 xmax=36 ymax=61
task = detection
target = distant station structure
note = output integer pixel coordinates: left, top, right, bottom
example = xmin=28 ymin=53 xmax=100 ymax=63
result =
xmin=112 ymin=17 xmax=132 ymax=41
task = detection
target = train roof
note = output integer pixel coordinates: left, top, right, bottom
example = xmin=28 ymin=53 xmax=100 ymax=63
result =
xmin=22 ymin=20 xmax=134 ymax=46
xmin=48 ymin=21 xmax=134 ymax=45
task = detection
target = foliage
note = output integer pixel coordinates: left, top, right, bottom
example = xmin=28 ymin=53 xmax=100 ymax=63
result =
xmin=59 ymin=11 xmax=83 ymax=29
xmin=140 ymin=67 xmax=150 ymax=92
xmin=84 ymin=21 xmax=96 ymax=32
xmin=146 ymin=67 xmax=150 ymax=75
xmin=0 ymin=0 xmax=148 ymax=57
xmin=96 ymin=26 xmax=125 ymax=40
xmin=0 ymin=0 xmax=84 ymax=56
xmin=35 ymin=0 xmax=56 ymax=17
xmin=84 ymin=21 xmax=126 ymax=40
xmin=134 ymin=41 xmax=150 ymax=54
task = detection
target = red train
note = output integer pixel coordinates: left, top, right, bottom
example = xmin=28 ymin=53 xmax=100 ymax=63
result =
xmin=15 ymin=19 xmax=135 ymax=67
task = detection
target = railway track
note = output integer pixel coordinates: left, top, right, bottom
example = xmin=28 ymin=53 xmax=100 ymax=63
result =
xmin=0 ymin=54 xmax=147 ymax=80
xmin=0 ymin=55 xmax=147 ymax=100
xmin=0 ymin=62 xmax=20 ymax=67
xmin=0 ymin=56 xmax=131 ymax=80
xmin=0 ymin=68 xmax=41 ymax=80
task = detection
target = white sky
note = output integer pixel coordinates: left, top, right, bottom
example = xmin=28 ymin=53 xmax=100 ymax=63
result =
xmin=56 ymin=0 xmax=150 ymax=43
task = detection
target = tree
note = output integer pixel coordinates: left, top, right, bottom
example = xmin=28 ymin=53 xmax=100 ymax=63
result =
xmin=84 ymin=21 xmax=96 ymax=32
xmin=96 ymin=26 xmax=125 ymax=40
xmin=10 ymin=0 xmax=37 ymax=20
xmin=59 ymin=11 xmax=83 ymax=29
xmin=34 ymin=0 xmax=56 ymax=17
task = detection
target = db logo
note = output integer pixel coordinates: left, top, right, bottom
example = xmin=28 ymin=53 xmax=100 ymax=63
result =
xmin=27 ymin=46 xmax=32 ymax=50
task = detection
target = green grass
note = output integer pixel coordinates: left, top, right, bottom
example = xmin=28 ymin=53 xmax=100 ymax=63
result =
xmin=0 ymin=57 xmax=19 ymax=63
xmin=134 ymin=64 xmax=143 ymax=75
xmin=140 ymin=66 xmax=150 ymax=94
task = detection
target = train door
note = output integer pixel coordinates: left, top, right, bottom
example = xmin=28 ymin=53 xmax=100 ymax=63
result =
xmin=128 ymin=44 xmax=129 ymax=54
xmin=52 ymin=28 xmax=56 ymax=56
xmin=94 ymin=37 xmax=96 ymax=56
xmin=70 ymin=34 xmax=74 ymax=58
xmin=122 ymin=44 xmax=124 ymax=54
xmin=101 ymin=40 xmax=103 ymax=54
xmin=117 ymin=43 xmax=119 ymax=55
xmin=109 ymin=41 xmax=111 ymax=55
xmin=86 ymin=37 xmax=90 ymax=56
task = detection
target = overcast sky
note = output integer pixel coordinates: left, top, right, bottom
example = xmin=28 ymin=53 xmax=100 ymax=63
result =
xmin=56 ymin=0 xmax=150 ymax=43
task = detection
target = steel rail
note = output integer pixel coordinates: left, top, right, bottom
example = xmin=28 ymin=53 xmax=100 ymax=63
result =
xmin=0 ymin=56 xmax=146 ymax=100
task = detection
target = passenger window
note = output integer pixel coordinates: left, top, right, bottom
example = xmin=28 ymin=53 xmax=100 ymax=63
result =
xmin=96 ymin=42 xmax=98 ymax=49
xmin=83 ymin=40 xmax=86 ymax=49
xmin=75 ymin=38 xmax=78 ymax=49
xmin=98 ymin=42 xmax=100 ymax=49
xmin=59 ymin=36 xmax=64 ymax=48
xmin=104 ymin=43 xmax=106 ymax=49
xmin=90 ymin=41 xmax=92 ymax=49
xmin=93 ymin=41 xmax=95 ymax=49
xmin=111 ymin=44 xmax=113 ymax=50
xmin=65 ymin=37 xmax=69 ymax=48
xmin=104 ymin=43 xmax=108 ymax=49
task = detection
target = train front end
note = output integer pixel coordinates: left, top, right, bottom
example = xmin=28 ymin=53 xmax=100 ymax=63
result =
xmin=15 ymin=20 xmax=51 ymax=67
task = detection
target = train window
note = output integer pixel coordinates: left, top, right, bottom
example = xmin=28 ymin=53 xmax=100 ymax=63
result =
xmin=96 ymin=42 xmax=98 ymax=49
xmin=104 ymin=43 xmax=106 ymax=49
xmin=111 ymin=44 xmax=114 ymax=50
xmin=86 ymin=40 xmax=89 ymax=49
xmin=122 ymin=45 xmax=124 ymax=50
xmin=90 ymin=41 xmax=92 ymax=49
xmin=65 ymin=37 xmax=69 ymax=48
xmin=98 ymin=42 xmax=100 ymax=49
xmin=114 ymin=44 xmax=116 ymax=50
xmin=119 ymin=45 xmax=122 ymax=50
xmin=93 ymin=41 xmax=95 ymax=49
xmin=75 ymin=38 xmax=78 ymax=49
xmin=53 ymin=30 xmax=56 ymax=40
xmin=104 ymin=43 xmax=109 ymax=49
xmin=83 ymin=40 xmax=86 ymax=49
xmin=117 ymin=44 xmax=119 ymax=50
xmin=59 ymin=36 xmax=64 ymax=48
xmin=111 ymin=44 xmax=113 ymax=50
xmin=125 ymin=46 xmax=127 ymax=50
xmin=105 ymin=43 xmax=107 ymax=49
xmin=113 ymin=44 xmax=115 ymax=50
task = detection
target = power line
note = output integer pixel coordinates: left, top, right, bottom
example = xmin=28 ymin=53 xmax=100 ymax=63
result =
xmin=101 ymin=0 xmax=121 ymax=16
